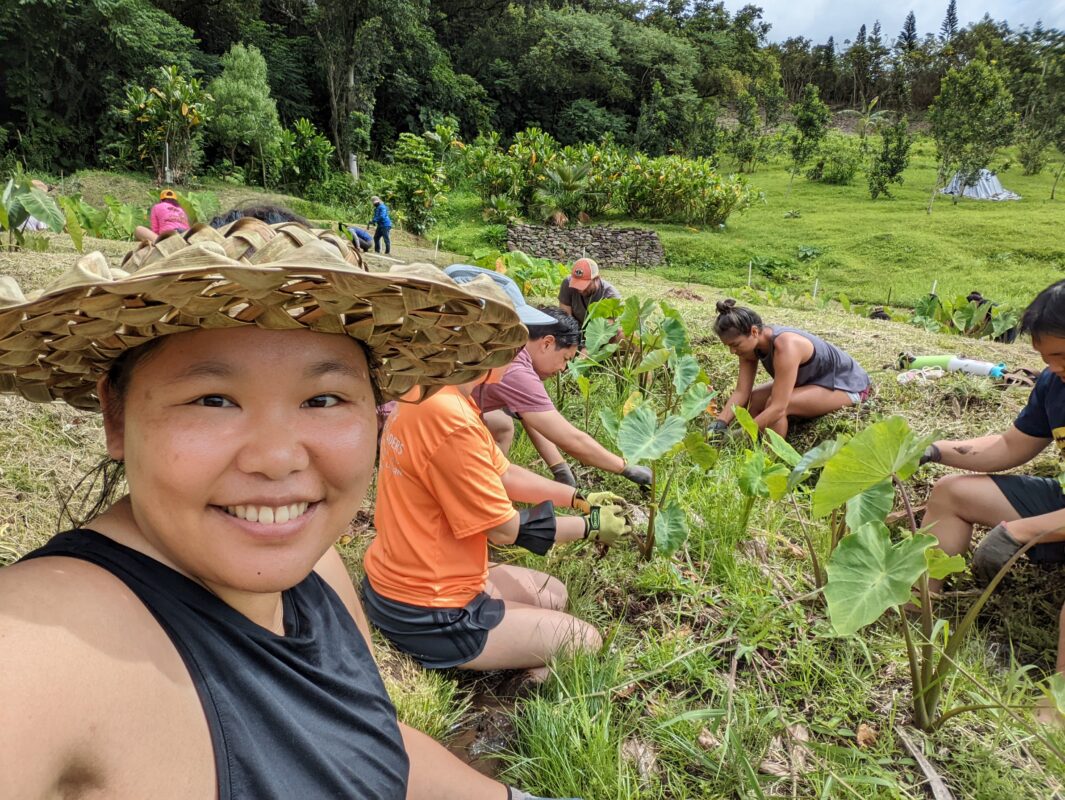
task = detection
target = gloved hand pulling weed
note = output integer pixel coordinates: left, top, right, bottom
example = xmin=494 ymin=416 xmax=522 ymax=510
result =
xmin=572 ymin=490 xmax=626 ymax=515
xmin=583 ymin=503 xmax=631 ymax=547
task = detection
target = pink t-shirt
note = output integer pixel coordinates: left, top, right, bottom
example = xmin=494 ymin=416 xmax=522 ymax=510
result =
xmin=150 ymin=200 xmax=191 ymax=235
xmin=474 ymin=347 xmax=556 ymax=415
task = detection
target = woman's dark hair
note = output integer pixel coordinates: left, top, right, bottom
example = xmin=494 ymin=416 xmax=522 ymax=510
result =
xmin=59 ymin=338 xmax=166 ymax=530
xmin=713 ymin=299 xmax=763 ymax=337
xmin=1021 ymin=280 xmax=1065 ymax=339
xmin=526 ymin=306 xmax=582 ymax=348
xmin=209 ymin=205 xmax=309 ymax=228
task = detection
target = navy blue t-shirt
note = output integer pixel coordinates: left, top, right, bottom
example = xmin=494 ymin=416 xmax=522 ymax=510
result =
xmin=1014 ymin=368 xmax=1065 ymax=453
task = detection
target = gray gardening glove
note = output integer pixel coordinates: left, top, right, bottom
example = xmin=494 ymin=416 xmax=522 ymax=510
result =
xmin=971 ymin=523 xmax=1023 ymax=587
xmin=507 ymin=788 xmax=582 ymax=800
xmin=706 ymin=418 xmax=729 ymax=442
xmin=919 ymin=444 xmax=941 ymax=466
xmin=620 ymin=462 xmax=652 ymax=487
xmin=549 ymin=461 xmax=577 ymax=487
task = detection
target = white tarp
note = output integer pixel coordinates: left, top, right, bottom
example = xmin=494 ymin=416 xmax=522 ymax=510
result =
xmin=941 ymin=168 xmax=1021 ymax=201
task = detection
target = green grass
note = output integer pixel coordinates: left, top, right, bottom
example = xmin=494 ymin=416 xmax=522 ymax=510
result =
xmin=4 ymin=179 xmax=1065 ymax=798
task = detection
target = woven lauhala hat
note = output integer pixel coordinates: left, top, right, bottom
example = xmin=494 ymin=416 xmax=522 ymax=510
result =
xmin=0 ymin=219 xmax=528 ymax=410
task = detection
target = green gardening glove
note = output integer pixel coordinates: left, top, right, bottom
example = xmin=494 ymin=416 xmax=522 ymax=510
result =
xmin=583 ymin=504 xmax=631 ymax=546
xmin=572 ymin=491 xmax=626 ymax=515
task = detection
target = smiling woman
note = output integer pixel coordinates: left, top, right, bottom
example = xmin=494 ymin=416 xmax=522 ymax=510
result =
xmin=0 ymin=221 xmax=562 ymax=800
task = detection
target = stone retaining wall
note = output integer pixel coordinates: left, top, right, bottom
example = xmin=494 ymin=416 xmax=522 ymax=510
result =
xmin=506 ymin=224 xmax=664 ymax=268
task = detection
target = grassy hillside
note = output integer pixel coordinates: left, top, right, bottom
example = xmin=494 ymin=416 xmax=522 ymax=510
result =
xmin=2 ymin=230 xmax=1064 ymax=798
xmin=435 ymin=139 xmax=1065 ymax=311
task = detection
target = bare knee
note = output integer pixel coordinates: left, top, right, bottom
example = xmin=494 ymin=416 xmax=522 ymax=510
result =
xmin=572 ymin=620 xmax=602 ymax=653
xmin=545 ymin=576 xmax=567 ymax=611
xmin=927 ymin=473 xmax=977 ymax=513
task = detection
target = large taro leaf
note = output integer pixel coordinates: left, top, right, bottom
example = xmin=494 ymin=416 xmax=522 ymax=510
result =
xmin=679 ymin=382 xmax=714 ymax=421
xmin=683 ymin=431 xmax=719 ymax=471
xmin=618 ymin=405 xmax=686 ymax=464
xmin=599 ymin=407 xmax=621 ymax=445
xmin=660 ymin=315 xmax=689 ymax=353
xmin=57 ymin=194 xmax=83 ymax=252
xmin=787 ymin=435 xmax=850 ymax=493
xmin=655 ymin=501 xmax=689 ymax=556
xmin=763 ymin=429 xmax=801 ymax=467
xmin=618 ymin=296 xmax=656 ymax=337
xmin=671 ymin=353 xmax=701 ymax=396
xmin=20 ymin=187 xmax=65 ymax=233
xmin=633 ymin=348 xmax=670 ymax=375
xmin=734 ymin=405 xmax=759 ymax=445
xmin=824 ymin=523 xmax=936 ymax=635
xmin=845 ymin=480 xmax=894 ymax=530
xmin=584 ymin=317 xmax=619 ymax=358
xmin=739 ymin=450 xmax=789 ymax=499
xmin=812 ymin=416 xmax=933 ymax=518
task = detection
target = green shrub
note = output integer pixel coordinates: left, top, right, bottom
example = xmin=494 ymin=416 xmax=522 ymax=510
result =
xmin=617 ymin=155 xmax=751 ymax=226
xmin=1016 ymin=124 xmax=1050 ymax=176
xmin=278 ymin=118 xmax=334 ymax=194
xmin=806 ymin=133 xmax=862 ymax=185
xmin=304 ymin=171 xmax=368 ymax=213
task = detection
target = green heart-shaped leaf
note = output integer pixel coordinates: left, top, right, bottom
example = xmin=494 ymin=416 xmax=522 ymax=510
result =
xmin=825 ymin=523 xmax=936 ymax=635
xmin=845 ymin=480 xmax=894 ymax=530
xmin=618 ymin=406 xmax=686 ymax=464
xmin=655 ymin=501 xmax=689 ymax=556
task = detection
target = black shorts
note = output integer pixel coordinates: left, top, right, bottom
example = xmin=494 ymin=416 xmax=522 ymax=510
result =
xmin=361 ymin=577 xmax=505 ymax=669
xmin=989 ymin=474 xmax=1065 ymax=564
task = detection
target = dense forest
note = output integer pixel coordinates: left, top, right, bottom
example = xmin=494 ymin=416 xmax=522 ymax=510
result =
xmin=0 ymin=1 xmax=1062 ymax=179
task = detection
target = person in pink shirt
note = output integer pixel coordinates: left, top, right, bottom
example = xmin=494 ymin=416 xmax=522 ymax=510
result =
xmin=135 ymin=189 xmax=190 ymax=243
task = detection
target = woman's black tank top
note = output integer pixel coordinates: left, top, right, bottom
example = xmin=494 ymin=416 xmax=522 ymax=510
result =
xmin=19 ymin=529 xmax=409 ymax=799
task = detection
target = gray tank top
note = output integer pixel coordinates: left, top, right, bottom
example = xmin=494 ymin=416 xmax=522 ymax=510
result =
xmin=758 ymin=326 xmax=870 ymax=394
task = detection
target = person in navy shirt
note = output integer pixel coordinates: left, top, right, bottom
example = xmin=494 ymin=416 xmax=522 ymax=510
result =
xmin=370 ymin=195 xmax=392 ymax=255
xmin=921 ymin=279 xmax=1065 ymax=675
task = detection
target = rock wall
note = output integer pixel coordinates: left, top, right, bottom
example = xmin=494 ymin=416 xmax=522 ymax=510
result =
xmin=506 ymin=224 xmax=664 ymax=268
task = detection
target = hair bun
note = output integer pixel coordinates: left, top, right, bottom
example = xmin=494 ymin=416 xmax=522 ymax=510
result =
xmin=716 ymin=298 xmax=737 ymax=315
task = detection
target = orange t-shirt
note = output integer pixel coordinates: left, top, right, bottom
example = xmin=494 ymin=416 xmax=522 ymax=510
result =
xmin=364 ymin=385 xmax=517 ymax=608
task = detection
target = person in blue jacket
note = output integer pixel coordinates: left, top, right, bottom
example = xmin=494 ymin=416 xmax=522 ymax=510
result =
xmin=370 ymin=196 xmax=392 ymax=255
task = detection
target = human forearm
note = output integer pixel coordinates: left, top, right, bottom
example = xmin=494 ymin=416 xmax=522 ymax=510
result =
xmin=562 ymin=431 xmax=625 ymax=473
xmin=753 ymin=402 xmax=786 ymax=431
xmin=526 ymin=425 xmax=565 ymax=469
xmin=1006 ymin=508 xmax=1065 ymax=543
xmin=720 ymin=391 xmax=749 ymax=423
xmin=934 ymin=433 xmax=1041 ymax=472
xmin=401 ymin=724 xmax=507 ymax=800
xmin=501 ymin=464 xmax=579 ymax=508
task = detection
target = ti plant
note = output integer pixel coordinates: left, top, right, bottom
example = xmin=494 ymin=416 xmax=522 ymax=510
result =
xmin=794 ymin=415 xmax=1059 ymax=732
xmin=574 ymin=297 xmax=717 ymax=560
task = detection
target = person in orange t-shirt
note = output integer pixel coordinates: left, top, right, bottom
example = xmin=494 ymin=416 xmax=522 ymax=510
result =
xmin=363 ymin=374 xmax=631 ymax=680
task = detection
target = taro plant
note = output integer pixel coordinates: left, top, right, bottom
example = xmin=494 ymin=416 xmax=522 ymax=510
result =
xmin=728 ymin=406 xmax=798 ymax=536
xmin=798 ymin=415 xmax=1065 ymax=737
xmin=574 ymin=297 xmax=718 ymax=560
xmin=0 ymin=166 xmax=71 ymax=251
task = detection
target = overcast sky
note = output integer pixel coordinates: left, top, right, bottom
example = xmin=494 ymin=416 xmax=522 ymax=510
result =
xmin=721 ymin=1 xmax=1065 ymax=44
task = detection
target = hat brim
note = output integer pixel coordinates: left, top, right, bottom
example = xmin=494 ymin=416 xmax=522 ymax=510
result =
xmin=568 ymin=276 xmax=594 ymax=292
xmin=0 ymin=221 xmax=527 ymax=410
xmin=519 ymin=306 xmax=561 ymax=326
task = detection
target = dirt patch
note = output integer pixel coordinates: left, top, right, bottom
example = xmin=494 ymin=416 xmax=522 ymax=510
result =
xmin=666 ymin=287 xmax=705 ymax=302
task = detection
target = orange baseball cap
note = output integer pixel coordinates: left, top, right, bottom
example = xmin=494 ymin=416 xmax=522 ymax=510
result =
xmin=159 ymin=189 xmax=177 ymax=201
xmin=569 ymin=258 xmax=599 ymax=291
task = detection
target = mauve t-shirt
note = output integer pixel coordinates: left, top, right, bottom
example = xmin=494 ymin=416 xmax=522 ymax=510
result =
xmin=150 ymin=201 xmax=191 ymax=234
xmin=474 ymin=347 xmax=555 ymax=415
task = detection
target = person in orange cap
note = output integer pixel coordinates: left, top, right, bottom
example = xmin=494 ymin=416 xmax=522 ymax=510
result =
xmin=135 ymin=188 xmax=191 ymax=244
xmin=558 ymin=257 xmax=621 ymax=327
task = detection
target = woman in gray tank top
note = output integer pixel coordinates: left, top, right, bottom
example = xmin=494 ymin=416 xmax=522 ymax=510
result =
xmin=708 ymin=299 xmax=871 ymax=438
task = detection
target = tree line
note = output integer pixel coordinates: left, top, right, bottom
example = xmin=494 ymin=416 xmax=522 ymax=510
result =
xmin=0 ymin=1 xmax=1061 ymax=183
